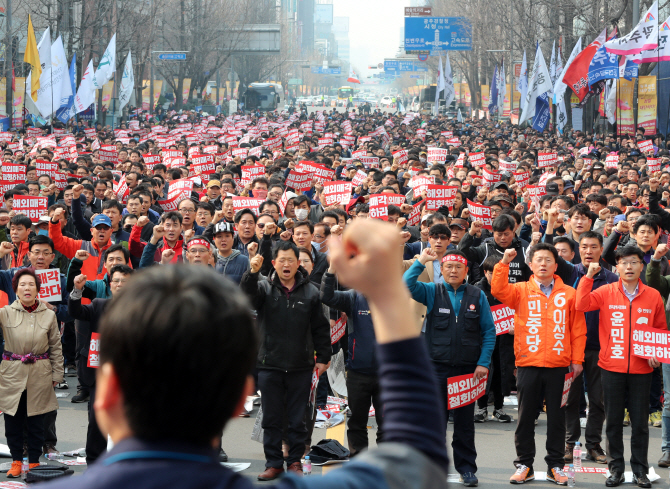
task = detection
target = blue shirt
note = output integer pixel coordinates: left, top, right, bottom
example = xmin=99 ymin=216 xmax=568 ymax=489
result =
xmin=403 ymin=260 xmax=496 ymax=368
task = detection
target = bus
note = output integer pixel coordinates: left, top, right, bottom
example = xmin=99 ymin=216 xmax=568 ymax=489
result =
xmin=243 ymin=83 xmax=284 ymax=111
xmin=338 ymin=86 xmax=355 ymax=100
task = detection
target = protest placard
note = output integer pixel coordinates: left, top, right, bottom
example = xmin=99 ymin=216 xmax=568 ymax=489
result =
xmin=490 ymin=304 xmax=514 ymax=335
xmin=13 ymin=196 xmax=47 ymax=222
xmin=447 ymin=373 xmax=488 ymax=409
xmin=537 ymin=152 xmax=557 ymax=168
xmin=466 ymin=199 xmax=493 ymax=230
xmin=35 ymin=269 xmax=62 ymax=302
xmin=331 ymin=313 xmax=347 ymax=345
xmin=323 ymin=182 xmax=352 ymax=206
xmin=426 ymin=185 xmax=458 ymax=211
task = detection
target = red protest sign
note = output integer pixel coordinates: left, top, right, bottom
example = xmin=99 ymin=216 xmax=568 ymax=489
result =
xmin=88 ymin=332 xmax=100 ymax=368
xmin=648 ymin=158 xmax=661 ymax=173
xmin=2 ymin=163 xmax=26 ymax=184
xmin=537 ymin=152 xmax=557 ymax=168
xmin=514 ymin=171 xmax=531 ymax=189
xmin=36 ymin=269 xmax=62 ymax=302
xmin=605 ymin=152 xmax=619 ymax=169
xmin=638 ymin=140 xmax=654 ymax=154
xmin=466 ymin=199 xmax=493 ymax=230
xmin=631 ymin=324 xmax=670 ymax=363
xmin=561 ymin=372 xmax=574 ymax=408
xmin=286 ymin=170 xmax=312 ymax=191
xmin=499 ymin=160 xmax=516 ymax=172
xmin=351 ymin=170 xmax=368 ymax=187
xmin=232 ymin=197 xmax=264 ymax=216
xmin=114 ymin=179 xmax=129 ymax=204
xmin=490 ymin=304 xmax=514 ymax=335
xmin=527 ymin=185 xmax=546 ymax=200
xmin=36 ymin=160 xmax=58 ymax=178
xmin=297 ymin=161 xmax=335 ymax=183
xmin=158 ymin=179 xmax=193 ymax=211
xmin=407 ymin=202 xmax=422 ymax=227
xmin=13 ymin=196 xmax=47 ymax=222
xmin=446 ymin=137 xmax=461 ymax=147
xmin=411 ymin=175 xmax=434 ymax=196
xmin=426 ymin=185 xmax=458 ymax=211
xmin=278 ymin=189 xmax=290 ymax=216
xmin=482 ymin=168 xmax=502 ymax=188
xmin=331 ymin=313 xmax=347 ymax=344
xmin=190 ymin=154 xmax=216 ymax=178
xmin=142 ymin=154 xmax=162 ymax=169
xmin=447 ymin=373 xmax=488 ymax=410
xmin=359 ymin=157 xmax=380 ymax=168
xmin=469 ymin=152 xmax=486 ymax=167
xmin=98 ymin=145 xmax=118 ymax=161
xmin=369 ymin=194 xmax=389 ymax=220
xmin=240 ymin=165 xmax=265 ymax=186
xmin=323 ymin=182 xmax=352 ymax=206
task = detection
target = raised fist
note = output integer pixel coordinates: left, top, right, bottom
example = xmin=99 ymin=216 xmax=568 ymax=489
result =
xmin=250 ymin=254 xmax=264 ymax=273
xmin=137 ymin=216 xmax=150 ymax=228
xmin=586 ymin=262 xmax=601 ymax=279
xmin=75 ymin=250 xmax=90 ymax=261
xmin=502 ymin=248 xmax=517 ymax=265
xmin=73 ymin=274 xmax=88 ymax=290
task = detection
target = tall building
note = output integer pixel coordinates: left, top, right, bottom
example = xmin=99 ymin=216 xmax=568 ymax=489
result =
xmin=333 ymin=16 xmax=350 ymax=62
xmin=297 ymin=0 xmax=315 ymax=55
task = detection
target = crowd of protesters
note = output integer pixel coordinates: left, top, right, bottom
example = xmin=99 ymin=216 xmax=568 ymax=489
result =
xmin=0 ymin=104 xmax=669 ymax=488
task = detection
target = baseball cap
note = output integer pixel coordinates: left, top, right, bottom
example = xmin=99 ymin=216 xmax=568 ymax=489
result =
xmin=493 ymin=194 xmax=514 ymax=206
xmin=37 ymin=215 xmax=51 ymax=224
xmin=207 ymin=180 xmax=221 ymax=189
xmin=213 ymin=221 xmax=235 ymax=234
xmin=492 ymin=181 xmax=510 ymax=191
xmin=91 ymin=214 xmax=112 ymax=228
xmin=545 ymin=182 xmax=560 ymax=196
xmin=449 ymin=218 xmax=469 ymax=229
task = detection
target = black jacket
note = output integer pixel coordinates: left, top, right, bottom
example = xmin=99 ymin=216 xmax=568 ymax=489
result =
xmin=240 ymin=267 xmax=331 ymax=371
xmin=458 ymin=232 xmax=530 ymax=284
xmin=258 ymin=236 xmax=328 ymax=287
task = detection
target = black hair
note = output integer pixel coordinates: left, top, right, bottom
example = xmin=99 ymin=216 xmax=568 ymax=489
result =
xmin=98 ymin=266 xmax=257 ymax=445
xmin=553 ymin=236 xmax=575 ymax=252
xmin=491 ymin=215 xmax=515 ymax=233
xmin=578 ymin=231 xmax=603 ymax=245
xmin=109 ymin=264 xmax=134 ymax=279
xmin=528 ymin=242 xmax=559 ymax=262
xmin=293 ymin=220 xmax=314 ymax=234
xmin=633 ymin=214 xmax=659 ymax=235
xmin=10 ymin=214 xmax=33 ymax=230
xmin=428 ymin=224 xmax=451 ymax=238
xmin=103 ymin=243 xmax=131 ymax=264
xmin=482 ymin=255 xmax=501 ymax=273
xmin=28 ymin=234 xmax=54 ymax=251
xmin=102 ymin=200 xmax=124 ymax=214
xmin=272 ymin=239 xmax=300 ymax=260
xmin=234 ymin=209 xmax=257 ymax=224
xmin=615 ymin=245 xmax=645 ymax=263
xmin=161 ymin=211 xmax=183 ymax=225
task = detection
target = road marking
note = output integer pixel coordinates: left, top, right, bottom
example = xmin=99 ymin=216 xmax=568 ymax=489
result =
xmin=321 ymin=414 xmax=346 ymax=475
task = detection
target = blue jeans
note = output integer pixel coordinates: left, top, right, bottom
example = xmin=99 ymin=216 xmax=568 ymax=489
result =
xmin=662 ymin=363 xmax=670 ymax=452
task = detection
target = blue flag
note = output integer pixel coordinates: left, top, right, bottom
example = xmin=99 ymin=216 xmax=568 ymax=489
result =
xmin=622 ymin=57 xmax=638 ymax=80
xmin=488 ymin=65 xmax=498 ymax=114
xmin=56 ymin=53 xmax=77 ymax=123
xmin=588 ymin=42 xmax=619 ymax=87
xmin=532 ymin=92 xmax=551 ymax=132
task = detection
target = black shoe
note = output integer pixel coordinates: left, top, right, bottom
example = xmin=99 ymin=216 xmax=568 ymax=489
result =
xmin=659 ymin=451 xmax=670 ymax=467
xmin=219 ymin=448 xmax=228 ymax=462
xmin=460 ymin=472 xmax=478 ymax=487
xmin=606 ymin=470 xmax=625 ymax=487
xmin=632 ymin=473 xmax=651 ymax=488
xmin=71 ymin=390 xmax=89 ymax=403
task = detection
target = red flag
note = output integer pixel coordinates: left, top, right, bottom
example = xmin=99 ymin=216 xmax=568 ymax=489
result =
xmin=562 ymin=29 xmax=606 ymax=102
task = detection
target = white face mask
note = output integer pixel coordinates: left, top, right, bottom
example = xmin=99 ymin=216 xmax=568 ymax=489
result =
xmin=295 ymin=208 xmax=309 ymax=221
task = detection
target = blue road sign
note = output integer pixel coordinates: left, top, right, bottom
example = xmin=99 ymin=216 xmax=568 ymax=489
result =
xmin=384 ymin=60 xmax=429 ymax=72
xmin=157 ymin=53 xmax=187 ymax=60
xmin=310 ymin=67 xmax=342 ymax=75
xmin=410 ymin=75 xmax=421 ymax=79
xmin=404 ymin=17 xmax=472 ymax=52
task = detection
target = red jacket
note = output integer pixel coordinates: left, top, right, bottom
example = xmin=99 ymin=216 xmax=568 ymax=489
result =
xmin=576 ymin=278 xmax=666 ymax=374
xmin=129 ymin=224 xmax=183 ymax=264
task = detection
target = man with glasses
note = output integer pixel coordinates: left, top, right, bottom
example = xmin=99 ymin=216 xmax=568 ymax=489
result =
xmin=177 ymin=198 xmax=205 ymax=235
xmin=577 ymin=247 xmax=666 ymax=488
xmin=404 ymin=248 xmax=495 ymax=487
xmin=267 ymin=184 xmax=284 ymax=203
xmin=241 ymin=240 xmax=330 ymax=481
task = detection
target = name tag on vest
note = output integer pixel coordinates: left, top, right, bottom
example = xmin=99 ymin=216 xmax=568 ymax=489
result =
xmin=439 ymin=308 xmax=450 ymax=313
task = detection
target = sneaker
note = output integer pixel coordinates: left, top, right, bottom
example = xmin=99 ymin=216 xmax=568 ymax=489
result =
xmin=43 ymin=443 xmax=59 ymax=456
xmin=459 ymin=471 xmax=478 ymax=487
xmin=6 ymin=461 xmax=22 ymax=478
xmin=71 ymin=390 xmax=89 ymax=403
xmin=474 ymin=407 xmax=487 ymax=423
xmin=510 ymin=464 xmax=534 ymax=484
xmin=493 ymin=409 xmax=512 ymax=422
xmin=564 ymin=444 xmax=574 ymax=463
xmin=623 ymin=410 xmax=630 ymax=426
xmin=64 ymin=364 xmax=77 ymax=377
xmin=55 ymin=381 xmax=68 ymax=390
xmin=585 ymin=443 xmax=607 ymax=464
xmin=546 ymin=467 xmax=568 ymax=485
xmin=29 ymin=463 xmax=39 ymax=470
xmin=650 ymin=411 xmax=662 ymax=428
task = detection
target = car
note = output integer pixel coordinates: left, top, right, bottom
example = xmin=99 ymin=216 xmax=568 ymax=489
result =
xmin=380 ymin=96 xmax=393 ymax=107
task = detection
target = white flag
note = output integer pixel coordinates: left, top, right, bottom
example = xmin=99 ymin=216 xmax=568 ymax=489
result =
xmin=555 ymin=44 xmax=563 ymax=83
xmin=605 ymin=79 xmax=617 ymax=124
xmin=32 ymin=27 xmax=51 ymax=114
xmin=519 ymin=43 xmax=552 ymax=125
xmin=55 ymin=37 xmax=72 ymax=109
xmin=24 ymin=72 xmax=40 ymax=115
xmin=435 ymin=55 xmax=444 ymax=115
xmin=118 ymin=51 xmax=134 ymax=111
xmin=497 ymin=61 xmax=505 ymax=115
xmin=75 ymin=60 xmax=96 ymax=114
xmin=457 ymin=108 xmax=464 ymax=123
xmin=443 ymin=53 xmax=455 ymax=108
xmin=605 ymin=1 xmax=658 ymax=55
xmin=631 ymin=14 xmax=670 ymax=62
xmin=553 ymin=38 xmax=582 ymax=104
xmin=93 ymin=33 xmax=117 ymax=89
xmin=549 ymin=41 xmax=557 ymax=87
xmin=516 ymin=50 xmax=528 ymax=112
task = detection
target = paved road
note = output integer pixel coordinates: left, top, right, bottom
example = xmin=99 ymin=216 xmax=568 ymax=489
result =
xmin=0 ymin=379 xmax=666 ymax=487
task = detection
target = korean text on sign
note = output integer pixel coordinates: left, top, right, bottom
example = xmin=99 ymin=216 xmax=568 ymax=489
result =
xmin=490 ymin=304 xmax=514 ymax=335
xmin=87 ymin=332 xmax=100 ymax=368
xmin=632 ymin=324 xmax=670 ymax=363
xmin=13 ymin=196 xmax=47 ymax=223
xmin=35 ymin=269 xmax=62 ymax=302
xmin=447 ymin=372 xmax=488 ymax=410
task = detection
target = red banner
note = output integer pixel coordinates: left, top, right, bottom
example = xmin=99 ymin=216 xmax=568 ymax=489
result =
xmin=232 ymin=197 xmax=264 ymax=216
xmin=561 ymin=372 xmax=574 ymax=408
xmin=369 ymin=194 xmax=389 ymax=220
xmin=13 ymin=196 xmax=47 ymax=222
xmin=286 ymin=170 xmax=313 ymax=191
xmin=426 ymin=185 xmax=458 ymax=211
xmin=331 ymin=313 xmax=347 ymax=344
xmin=469 ymin=152 xmax=486 ymax=167
xmin=87 ymin=332 xmax=100 ymax=368
xmin=466 ymin=199 xmax=493 ymax=230
xmin=537 ymin=152 xmax=557 ymax=168
xmin=491 ymin=304 xmax=514 ymax=335
xmin=323 ymin=182 xmax=352 ymax=206
xmin=447 ymin=373 xmax=488 ymax=410
xmin=638 ymin=140 xmax=654 ymax=154
xmin=632 ymin=324 xmax=670 ymax=363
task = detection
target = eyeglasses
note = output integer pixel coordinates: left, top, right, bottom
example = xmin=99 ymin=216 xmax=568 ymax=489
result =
xmin=618 ymin=261 xmax=642 ymax=268
xmin=430 ymin=234 xmax=449 ymax=241
xmin=180 ymin=208 xmax=196 ymax=214
xmin=188 ymin=248 xmax=209 ymax=255
xmin=30 ymin=251 xmax=53 ymax=256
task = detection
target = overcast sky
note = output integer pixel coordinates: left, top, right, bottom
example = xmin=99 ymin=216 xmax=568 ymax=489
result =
xmin=333 ymin=0 xmax=408 ymax=79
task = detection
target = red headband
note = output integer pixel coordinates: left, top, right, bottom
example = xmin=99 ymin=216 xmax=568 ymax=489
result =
xmin=442 ymin=254 xmax=467 ymax=265
xmin=187 ymin=238 xmax=211 ymax=250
